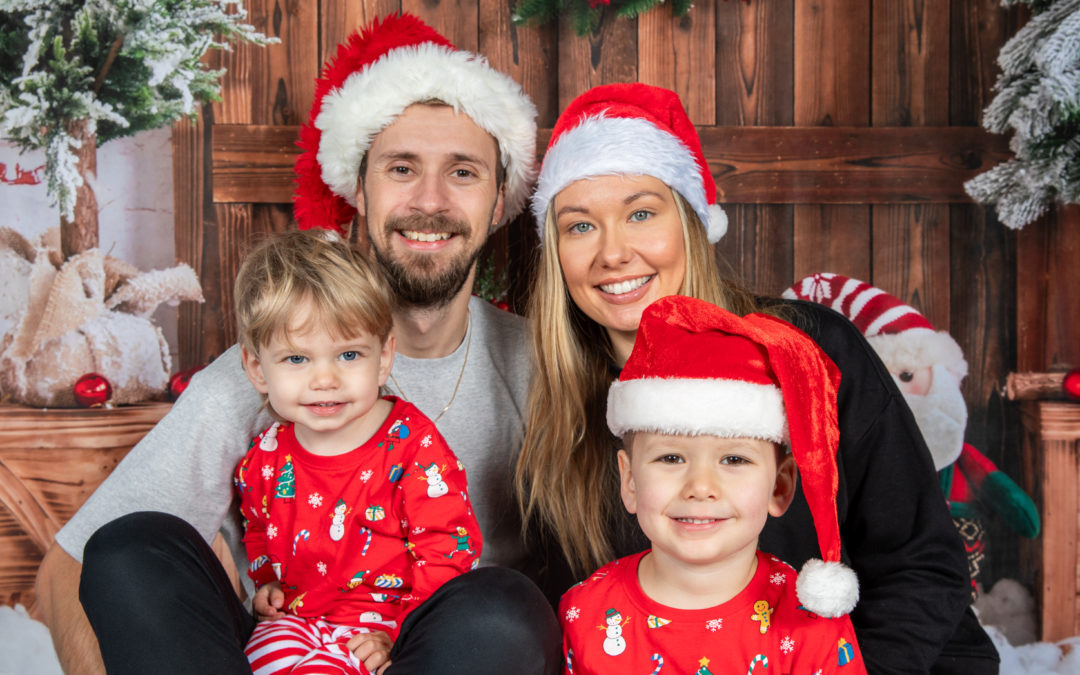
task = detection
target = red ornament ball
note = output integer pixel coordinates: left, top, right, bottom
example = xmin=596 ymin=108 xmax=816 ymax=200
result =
xmin=1064 ymin=368 xmax=1080 ymax=401
xmin=169 ymin=364 xmax=207 ymax=400
xmin=74 ymin=373 xmax=113 ymax=408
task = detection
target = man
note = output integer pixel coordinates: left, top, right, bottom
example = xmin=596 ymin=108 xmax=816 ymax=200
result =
xmin=36 ymin=14 xmax=558 ymax=675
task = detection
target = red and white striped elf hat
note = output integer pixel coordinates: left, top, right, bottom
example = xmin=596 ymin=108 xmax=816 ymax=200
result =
xmin=293 ymin=13 xmax=538 ymax=234
xmin=607 ymin=295 xmax=858 ymax=618
xmin=531 ymin=83 xmax=727 ymax=243
xmin=782 ymin=273 xmax=966 ymax=378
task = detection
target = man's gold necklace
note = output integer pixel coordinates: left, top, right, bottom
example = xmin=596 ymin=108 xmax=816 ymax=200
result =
xmin=388 ymin=310 xmax=471 ymax=424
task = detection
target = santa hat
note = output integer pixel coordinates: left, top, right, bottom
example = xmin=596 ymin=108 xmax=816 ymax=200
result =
xmin=607 ymin=295 xmax=858 ymax=618
xmin=531 ymin=83 xmax=727 ymax=243
xmin=293 ymin=13 xmax=538 ymax=233
xmin=782 ymin=273 xmax=967 ymax=381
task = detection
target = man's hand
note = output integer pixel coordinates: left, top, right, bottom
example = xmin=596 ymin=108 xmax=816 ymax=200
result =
xmin=348 ymin=630 xmax=393 ymax=674
xmin=252 ymin=581 xmax=286 ymax=621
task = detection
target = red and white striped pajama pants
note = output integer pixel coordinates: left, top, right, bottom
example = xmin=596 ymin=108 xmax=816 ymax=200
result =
xmin=245 ymin=615 xmax=376 ymax=675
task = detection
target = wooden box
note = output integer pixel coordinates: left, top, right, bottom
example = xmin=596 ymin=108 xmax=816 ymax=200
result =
xmin=0 ymin=402 xmax=171 ymax=612
xmin=1019 ymin=400 xmax=1080 ymax=642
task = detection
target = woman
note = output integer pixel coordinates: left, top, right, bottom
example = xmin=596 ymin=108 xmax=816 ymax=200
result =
xmin=515 ymin=83 xmax=998 ymax=675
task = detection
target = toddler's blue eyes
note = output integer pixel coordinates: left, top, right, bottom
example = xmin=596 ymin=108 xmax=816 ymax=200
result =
xmin=286 ymin=355 xmax=306 ymax=365
xmin=340 ymin=351 xmax=359 ymax=361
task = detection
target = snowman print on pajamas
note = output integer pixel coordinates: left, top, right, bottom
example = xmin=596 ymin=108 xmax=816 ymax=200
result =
xmin=418 ymin=462 xmax=449 ymax=498
xmin=330 ymin=499 xmax=349 ymax=542
xmin=602 ymin=607 xmax=627 ymax=656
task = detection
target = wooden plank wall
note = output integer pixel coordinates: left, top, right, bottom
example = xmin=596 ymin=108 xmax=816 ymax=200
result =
xmin=174 ymin=0 xmax=1079 ymax=585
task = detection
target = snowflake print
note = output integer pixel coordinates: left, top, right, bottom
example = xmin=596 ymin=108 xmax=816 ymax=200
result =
xmin=411 ymin=526 xmax=426 ymax=535
xmin=780 ymin=636 xmax=795 ymax=654
xmin=421 ymin=434 xmax=433 ymax=447
xmin=317 ymin=561 xmax=327 ymax=576
xmin=705 ymin=618 xmax=723 ymax=632
xmin=770 ymin=572 xmax=787 ymax=586
xmin=415 ymin=560 xmax=427 ymax=567
xmin=267 ymin=524 xmax=278 ymax=539
xmin=261 ymin=465 xmax=274 ymax=480
xmin=360 ymin=469 xmax=373 ymax=483
xmin=565 ymin=606 xmax=580 ymax=623
xmin=308 ymin=492 xmax=323 ymax=508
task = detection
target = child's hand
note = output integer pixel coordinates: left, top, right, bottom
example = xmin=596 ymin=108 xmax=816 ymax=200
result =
xmin=347 ymin=630 xmax=393 ymax=674
xmin=252 ymin=581 xmax=286 ymax=621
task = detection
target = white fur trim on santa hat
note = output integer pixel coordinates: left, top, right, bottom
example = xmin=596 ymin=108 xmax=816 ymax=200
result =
xmin=532 ymin=115 xmax=726 ymax=242
xmin=606 ymin=377 xmax=787 ymax=441
xmin=867 ymin=330 xmax=968 ymax=382
xmin=315 ymin=42 xmax=538 ymax=224
xmin=795 ymin=558 xmax=860 ymax=618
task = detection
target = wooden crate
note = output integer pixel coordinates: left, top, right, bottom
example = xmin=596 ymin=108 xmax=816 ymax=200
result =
xmin=0 ymin=402 xmax=171 ymax=612
xmin=1019 ymin=400 xmax=1080 ymax=642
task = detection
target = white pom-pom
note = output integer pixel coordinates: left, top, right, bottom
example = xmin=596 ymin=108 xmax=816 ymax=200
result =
xmin=706 ymin=203 xmax=728 ymax=242
xmin=795 ymin=558 xmax=859 ymax=618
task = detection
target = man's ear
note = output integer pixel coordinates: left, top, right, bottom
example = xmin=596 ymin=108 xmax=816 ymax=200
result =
xmin=769 ymin=453 xmax=798 ymax=518
xmin=377 ymin=335 xmax=395 ymax=386
xmin=618 ymin=449 xmax=637 ymax=515
xmin=241 ymin=346 xmax=270 ymax=394
xmin=489 ymin=185 xmax=505 ymax=232
xmin=355 ymin=176 xmax=366 ymax=216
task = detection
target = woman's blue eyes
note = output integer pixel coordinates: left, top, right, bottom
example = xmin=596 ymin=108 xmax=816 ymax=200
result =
xmin=566 ymin=210 xmax=652 ymax=233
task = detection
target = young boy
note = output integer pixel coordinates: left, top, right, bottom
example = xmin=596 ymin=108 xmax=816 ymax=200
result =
xmin=232 ymin=230 xmax=481 ymax=675
xmin=559 ymin=295 xmax=866 ymax=674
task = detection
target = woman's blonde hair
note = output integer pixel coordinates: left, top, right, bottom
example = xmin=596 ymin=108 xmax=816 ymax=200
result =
xmin=515 ymin=187 xmax=767 ymax=575
xmin=234 ymin=229 xmax=394 ymax=356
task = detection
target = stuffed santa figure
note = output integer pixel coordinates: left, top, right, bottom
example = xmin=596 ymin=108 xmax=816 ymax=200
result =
xmin=784 ymin=273 xmax=1040 ymax=600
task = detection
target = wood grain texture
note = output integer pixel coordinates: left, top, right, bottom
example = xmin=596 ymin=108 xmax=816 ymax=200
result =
xmin=172 ymin=113 xmax=208 ymax=372
xmin=1017 ymin=205 xmax=1080 ymax=373
xmin=320 ymin=0 xmax=403 ymax=66
xmin=1020 ymin=401 xmax=1080 ymax=642
xmin=479 ymin=0 xmax=558 ymax=127
xmin=557 ymin=9 xmax=637 ymax=112
xmin=793 ymin=0 xmax=871 ymax=277
xmin=637 ymin=2 xmax=716 ymax=125
xmin=211 ymin=124 xmax=1010 ymax=204
xmin=404 ymin=0 xmax=479 ymax=52
xmin=713 ymin=0 xmax=794 ymax=292
xmin=0 ymin=404 xmax=172 ymax=609
xmin=870 ymin=0 xmax=951 ymax=330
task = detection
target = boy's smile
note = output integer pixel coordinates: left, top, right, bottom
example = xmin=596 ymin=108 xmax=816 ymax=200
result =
xmin=619 ymin=432 xmax=796 ymax=607
xmin=241 ymin=298 xmax=395 ymax=456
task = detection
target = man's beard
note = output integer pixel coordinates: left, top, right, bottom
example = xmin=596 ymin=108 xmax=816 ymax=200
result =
xmin=901 ymin=364 xmax=969 ymax=471
xmin=371 ymin=213 xmax=485 ymax=309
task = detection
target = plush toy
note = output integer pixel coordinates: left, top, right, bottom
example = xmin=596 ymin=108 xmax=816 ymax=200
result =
xmin=0 ymin=227 xmax=204 ymax=407
xmin=784 ymin=273 xmax=1040 ymax=599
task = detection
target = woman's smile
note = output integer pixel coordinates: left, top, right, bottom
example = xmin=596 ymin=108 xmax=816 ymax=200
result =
xmin=554 ymin=174 xmax=687 ymax=362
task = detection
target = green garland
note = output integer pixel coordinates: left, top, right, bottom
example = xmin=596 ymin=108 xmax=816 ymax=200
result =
xmin=513 ymin=0 xmax=695 ymax=36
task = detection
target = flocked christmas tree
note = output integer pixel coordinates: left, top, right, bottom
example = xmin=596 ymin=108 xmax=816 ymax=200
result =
xmin=0 ymin=1 xmax=276 ymax=260
xmin=964 ymin=0 xmax=1080 ymax=229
